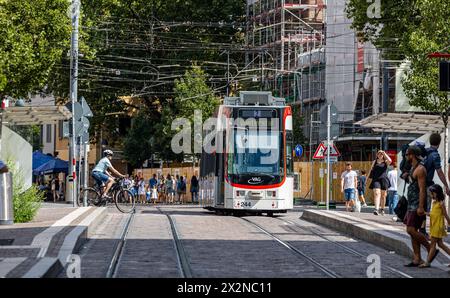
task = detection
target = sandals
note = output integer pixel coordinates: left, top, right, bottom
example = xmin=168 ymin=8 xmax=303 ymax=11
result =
xmin=419 ymin=262 xmax=430 ymax=268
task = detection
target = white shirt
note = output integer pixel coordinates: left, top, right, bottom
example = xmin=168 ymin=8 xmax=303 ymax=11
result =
xmin=341 ymin=170 xmax=358 ymax=190
xmin=93 ymin=157 xmax=112 ymax=173
xmin=387 ymin=169 xmax=398 ymax=191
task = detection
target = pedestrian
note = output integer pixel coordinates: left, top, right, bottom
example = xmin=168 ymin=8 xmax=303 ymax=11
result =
xmin=420 ymin=133 xmax=450 ymax=237
xmin=191 ymin=174 xmax=199 ymax=204
xmin=403 ymin=145 xmax=434 ymax=267
xmin=51 ymin=176 xmax=58 ymax=202
xmin=148 ymin=174 xmax=158 ymax=192
xmin=123 ymin=175 xmax=132 ymax=190
xmin=137 ymin=176 xmax=146 ymax=204
xmin=165 ymin=174 xmax=174 ymax=204
xmin=173 ymin=175 xmax=179 ymax=203
xmin=158 ymin=176 xmax=166 ymax=203
xmin=177 ymin=176 xmax=186 ymax=204
xmin=368 ymin=150 xmax=392 ymax=215
xmin=419 ymin=184 xmax=450 ymax=268
xmin=387 ymin=165 xmax=399 ymax=215
xmin=341 ymin=162 xmax=358 ymax=212
xmin=357 ymin=170 xmax=368 ymax=207
xmin=133 ymin=175 xmax=139 ymax=197
xmin=0 ymin=160 xmax=8 ymax=173
xmin=55 ymin=177 xmax=60 ymax=201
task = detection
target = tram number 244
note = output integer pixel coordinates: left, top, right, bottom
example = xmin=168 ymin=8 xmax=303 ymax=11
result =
xmin=238 ymin=201 xmax=252 ymax=208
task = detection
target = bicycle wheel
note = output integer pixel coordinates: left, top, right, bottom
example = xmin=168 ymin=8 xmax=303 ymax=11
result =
xmin=114 ymin=188 xmax=136 ymax=213
xmin=78 ymin=188 xmax=100 ymax=207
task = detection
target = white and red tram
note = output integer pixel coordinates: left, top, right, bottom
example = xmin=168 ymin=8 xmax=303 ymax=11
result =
xmin=200 ymin=91 xmax=294 ymax=216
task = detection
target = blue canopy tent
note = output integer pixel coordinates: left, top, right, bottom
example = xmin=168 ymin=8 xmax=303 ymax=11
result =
xmin=32 ymin=151 xmax=54 ymax=171
xmin=33 ymin=158 xmax=69 ymax=176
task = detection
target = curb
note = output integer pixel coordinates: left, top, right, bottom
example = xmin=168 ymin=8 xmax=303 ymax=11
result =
xmin=22 ymin=207 xmax=108 ymax=278
xmin=22 ymin=257 xmax=63 ymax=278
xmin=301 ymin=209 xmax=414 ymax=259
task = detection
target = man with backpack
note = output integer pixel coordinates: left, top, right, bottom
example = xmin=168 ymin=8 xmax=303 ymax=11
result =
xmin=400 ymin=133 xmax=450 ymax=237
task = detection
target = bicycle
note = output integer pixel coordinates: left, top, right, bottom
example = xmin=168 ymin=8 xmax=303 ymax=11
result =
xmin=78 ymin=177 xmax=136 ymax=213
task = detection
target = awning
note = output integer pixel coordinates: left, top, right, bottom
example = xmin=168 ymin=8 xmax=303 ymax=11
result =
xmin=355 ymin=113 xmax=444 ymax=134
xmin=1 ymin=105 xmax=72 ymax=126
xmin=33 ymin=158 xmax=68 ymax=176
xmin=32 ymin=151 xmax=55 ymax=171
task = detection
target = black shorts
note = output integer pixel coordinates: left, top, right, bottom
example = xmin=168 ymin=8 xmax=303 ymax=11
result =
xmin=403 ymin=210 xmax=426 ymax=230
xmin=369 ymin=178 xmax=389 ymax=190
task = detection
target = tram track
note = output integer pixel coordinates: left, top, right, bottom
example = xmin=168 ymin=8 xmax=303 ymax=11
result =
xmin=276 ymin=217 xmax=413 ymax=278
xmin=106 ymin=210 xmax=135 ymax=278
xmin=156 ymin=207 xmax=193 ymax=278
xmin=240 ymin=217 xmax=341 ymax=278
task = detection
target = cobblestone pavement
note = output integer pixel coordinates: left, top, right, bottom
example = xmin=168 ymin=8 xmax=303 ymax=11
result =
xmin=65 ymin=204 xmax=450 ymax=278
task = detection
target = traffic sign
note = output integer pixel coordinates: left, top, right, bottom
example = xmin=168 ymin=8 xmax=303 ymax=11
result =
xmin=313 ymin=143 xmax=327 ymax=159
xmin=295 ymin=144 xmax=303 ymax=157
xmin=66 ymin=102 xmax=83 ymax=121
xmin=75 ymin=116 xmax=90 ymax=137
xmin=81 ymin=96 xmax=93 ymax=117
xmin=327 ymin=143 xmax=341 ymax=157
xmin=313 ymin=142 xmax=341 ymax=159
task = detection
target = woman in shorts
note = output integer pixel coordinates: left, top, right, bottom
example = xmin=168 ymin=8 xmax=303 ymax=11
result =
xmin=368 ymin=150 xmax=392 ymax=215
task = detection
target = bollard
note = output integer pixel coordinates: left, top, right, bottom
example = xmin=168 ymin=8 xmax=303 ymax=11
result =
xmin=0 ymin=172 xmax=14 ymax=225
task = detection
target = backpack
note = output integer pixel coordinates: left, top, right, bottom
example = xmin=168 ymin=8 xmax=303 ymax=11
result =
xmin=399 ymin=141 xmax=427 ymax=181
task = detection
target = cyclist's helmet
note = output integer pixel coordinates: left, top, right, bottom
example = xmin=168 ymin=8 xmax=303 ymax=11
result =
xmin=103 ymin=149 xmax=114 ymax=157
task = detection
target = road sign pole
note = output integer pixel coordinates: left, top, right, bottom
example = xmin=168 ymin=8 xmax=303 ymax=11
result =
xmin=69 ymin=0 xmax=80 ymax=207
xmin=326 ymin=104 xmax=331 ymax=211
xmin=83 ymin=140 xmax=88 ymax=207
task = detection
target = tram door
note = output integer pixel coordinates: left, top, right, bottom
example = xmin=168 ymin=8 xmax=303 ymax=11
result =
xmin=215 ymin=133 xmax=225 ymax=207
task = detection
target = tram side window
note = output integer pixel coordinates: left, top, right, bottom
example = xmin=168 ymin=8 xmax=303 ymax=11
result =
xmin=286 ymin=132 xmax=294 ymax=176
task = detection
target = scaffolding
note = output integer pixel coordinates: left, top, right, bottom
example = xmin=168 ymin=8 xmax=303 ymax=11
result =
xmin=246 ymin=0 xmax=325 ymax=101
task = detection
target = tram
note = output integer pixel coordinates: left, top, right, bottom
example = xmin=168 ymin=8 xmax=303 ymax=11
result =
xmin=200 ymin=91 xmax=294 ymax=216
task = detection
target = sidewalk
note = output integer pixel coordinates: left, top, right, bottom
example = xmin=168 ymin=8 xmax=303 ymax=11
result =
xmin=0 ymin=203 xmax=107 ymax=277
xmin=301 ymin=207 xmax=450 ymax=271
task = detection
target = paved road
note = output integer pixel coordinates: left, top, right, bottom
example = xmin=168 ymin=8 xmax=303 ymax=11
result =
xmin=59 ymin=205 xmax=450 ymax=278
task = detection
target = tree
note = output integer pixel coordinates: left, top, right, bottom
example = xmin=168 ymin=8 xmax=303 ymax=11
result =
xmin=173 ymin=66 xmax=220 ymax=122
xmin=46 ymin=0 xmax=245 ymax=149
xmin=345 ymin=0 xmax=450 ymax=114
xmin=0 ymin=0 xmax=71 ymax=98
xmin=346 ymin=0 xmax=450 ymax=210
xmin=291 ymin=105 xmax=307 ymax=159
xmin=122 ymin=111 xmax=153 ymax=168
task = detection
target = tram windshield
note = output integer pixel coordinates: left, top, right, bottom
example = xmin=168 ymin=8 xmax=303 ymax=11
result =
xmin=227 ymin=123 xmax=283 ymax=178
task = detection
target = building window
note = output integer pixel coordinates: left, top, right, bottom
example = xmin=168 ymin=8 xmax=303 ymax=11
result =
xmin=58 ymin=120 xmax=63 ymax=140
xmin=46 ymin=124 xmax=52 ymax=143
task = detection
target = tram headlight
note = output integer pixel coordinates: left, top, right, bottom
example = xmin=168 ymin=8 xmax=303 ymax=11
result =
xmin=266 ymin=191 xmax=277 ymax=197
xmin=236 ymin=190 xmax=246 ymax=197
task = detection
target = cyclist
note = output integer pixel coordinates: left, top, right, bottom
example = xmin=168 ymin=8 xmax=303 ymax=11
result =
xmin=92 ymin=150 xmax=126 ymax=199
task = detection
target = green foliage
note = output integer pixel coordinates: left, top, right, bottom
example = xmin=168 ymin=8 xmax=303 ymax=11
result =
xmin=346 ymin=0 xmax=450 ymax=121
xmin=47 ymin=0 xmax=245 ymax=144
xmin=11 ymin=125 xmax=42 ymax=151
xmin=122 ymin=111 xmax=155 ymax=168
xmin=123 ymin=65 xmax=220 ymax=167
xmin=174 ymin=66 xmax=221 ymax=122
xmin=0 ymin=0 xmax=71 ymax=97
xmin=6 ymin=160 xmax=44 ymax=223
xmin=291 ymin=105 xmax=307 ymax=150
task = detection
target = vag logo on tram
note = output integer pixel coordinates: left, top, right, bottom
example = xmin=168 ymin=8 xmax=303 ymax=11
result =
xmin=248 ymin=177 xmax=262 ymax=184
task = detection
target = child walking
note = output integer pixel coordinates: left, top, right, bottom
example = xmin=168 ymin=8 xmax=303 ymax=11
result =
xmin=419 ymin=184 xmax=450 ymax=268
